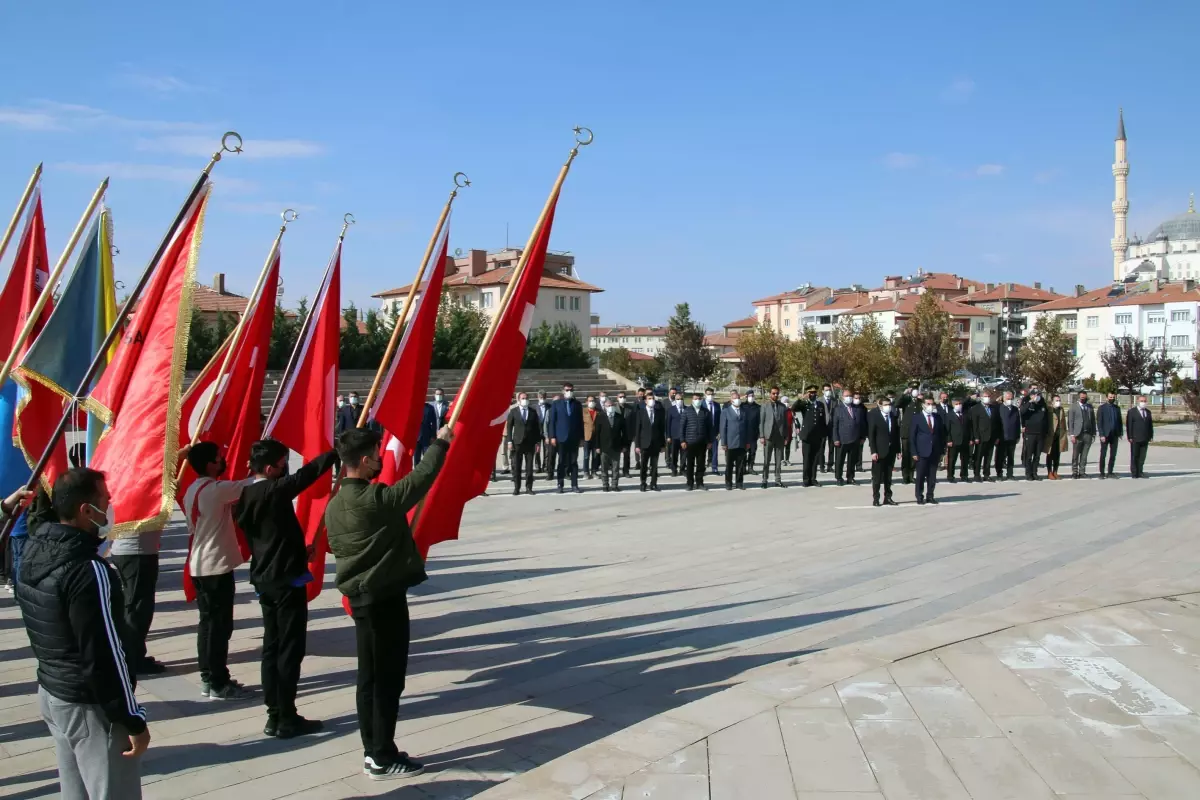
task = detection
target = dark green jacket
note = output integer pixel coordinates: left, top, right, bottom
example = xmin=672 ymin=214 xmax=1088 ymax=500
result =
xmin=324 ymin=439 xmax=449 ymax=606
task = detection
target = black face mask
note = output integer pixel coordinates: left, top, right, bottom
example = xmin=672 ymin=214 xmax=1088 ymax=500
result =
xmin=276 ymin=462 xmax=290 ymax=478
xmin=807 ymin=393 xmax=816 ymax=400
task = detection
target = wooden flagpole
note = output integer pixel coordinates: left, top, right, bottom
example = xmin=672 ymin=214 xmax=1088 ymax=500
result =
xmin=0 ymin=163 xmax=43 ymax=267
xmin=447 ymin=127 xmax=592 ymax=429
xmin=357 ymin=172 xmax=470 ymax=428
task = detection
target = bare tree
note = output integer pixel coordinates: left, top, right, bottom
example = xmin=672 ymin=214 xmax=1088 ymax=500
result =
xmin=1099 ymin=336 xmax=1153 ymax=403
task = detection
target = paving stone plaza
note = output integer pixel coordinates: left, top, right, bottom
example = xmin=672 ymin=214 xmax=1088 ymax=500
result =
xmin=4 ymin=426 xmax=1200 ymax=799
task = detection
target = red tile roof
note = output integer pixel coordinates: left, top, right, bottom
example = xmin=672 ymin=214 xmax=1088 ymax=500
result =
xmin=374 ymin=266 xmax=602 ymax=297
xmin=1024 ymin=286 xmax=1126 ymax=312
xmin=704 ymin=334 xmax=740 ymax=347
xmin=903 ymin=272 xmax=986 ymax=293
xmin=719 ymin=351 xmax=742 ymax=361
xmin=849 ymin=294 xmax=994 ymax=317
xmin=1111 ymin=283 xmax=1200 ymax=306
xmin=804 ymin=292 xmax=871 ymax=312
xmin=590 ymin=324 xmax=668 ymax=337
xmin=192 ymin=283 xmax=251 ymax=314
xmin=724 ymin=315 xmax=758 ymax=329
xmin=627 ymin=351 xmax=656 ymax=361
xmin=958 ymin=283 xmax=1064 ymax=303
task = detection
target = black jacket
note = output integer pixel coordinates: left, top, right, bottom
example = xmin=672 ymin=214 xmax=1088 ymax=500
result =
xmin=16 ymin=522 xmax=146 ymax=735
xmin=896 ymin=394 xmax=920 ymax=440
xmin=866 ymin=407 xmax=901 ymax=458
xmin=790 ymin=397 xmax=828 ymax=443
xmin=969 ymin=402 xmax=1000 ymax=442
xmin=946 ymin=408 xmax=971 ymax=446
xmin=633 ymin=404 xmax=667 ymax=451
xmin=1126 ymin=406 xmax=1154 ymax=442
xmin=681 ymin=405 xmax=712 ymax=446
xmin=506 ymin=405 xmax=542 ymax=451
xmin=741 ymin=402 xmax=762 ymax=443
xmin=234 ymin=450 xmax=338 ymax=591
xmin=1021 ymin=399 xmax=1048 ymax=436
xmin=1099 ymin=401 xmax=1124 ymax=438
xmin=594 ymin=409 xmax=626 ymax=455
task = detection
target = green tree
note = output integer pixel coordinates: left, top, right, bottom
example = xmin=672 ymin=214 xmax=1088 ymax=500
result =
xmin=736 ymin=320 xmax=781 ymax=387
xmin=1182 ymin=353 xmax=1200 ymax=445
xmin=663 ymin=303 xmax=717 ymax=383
xmin=1099 ymin=335 xmax=1153 ymax=401
xmin=842 ymin=316 xmax=900 ymax=396
xmin=1021 ymin=315 xmax=1081 ymax=395
xmin=777 ymin=327 xmax=823 ymax=391
xmin=186 ymin=309 xmax=220 ymax=370
xmin=431 ymin=294 xmax=490 ymax=369
xmin=999 ymin=348 xmax=1026 ymax=388
xmin=269 ymin=298 xmax=306 ymax=370
xmin=965 ymin=348 xmax=996 ymax=383
xmin=339 ymin=303 xmax=368 ymax=369
xmin=895 ymin=292 xmax=963 ymax=383
xmin=363 ymin=307 xmax=391 ymax=368
xmin=523 ymin=322 xmax=591 ymax=368
xmin=599 ymin=347 xmax=635 ymax=377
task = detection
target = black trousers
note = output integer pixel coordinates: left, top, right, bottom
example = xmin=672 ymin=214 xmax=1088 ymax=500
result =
xmin=259 ymin=585 xmax=307 ymax=721
xmin=995 ymin=439 xmax=1018 ymax=478
xmin=1100 ymin=437 xmax=1119 ymax=475
xmin=746 ymin=441 xmax=758 ymax=470
xmin=915 ymin=456 xmax=938 ymax=500
xmin=601 ymin=452 xmax=621 ymax=488
xmin=684 ymin=443 xmax=707 ymax=486
xmin=555 ymin=442 xmax=578 ymax=488
xmin=111 ymin=554 xmax=159 ymax=665
xmin=582 ymin=440 xmax=600 ymax=476
xmin=667 ymin=440 xmax=682 ymax=473
xmin=761 ymin=440 xmax=785 ymax=484
xmin=947 ymin=444 xmax=970 ymax=479
xmin=545 ymin=444 xmax=557 ymax=479
xmin=800 ymin=440 xmax=821 ymax=485
xmin=194 ymin=572 xmax=235 ymax=690
xmin=1130 ymin=440 xmax=1149 ymax=477
xmin=352 ymin=596 xmax=411 ymax=764
xmin=871 ymin=452 xmax=896 ymax=501
xmin=973 ymin=440 xmax=995 ymax=478
xmin=1023 ymin=435 xmax=1044 ymax=477
xmin=835 ymin=442 xmax=861 ymax=482
xmin=823 ymin=434 xmax=835 ymax=469
xmin=1046 ymin=439 xmax=1061 ymax=474
xmin=724 ymin=446 xmax=746 ymax=487
xmin=511 ymin=447 xmax=536 ymax=491
xmin=639 ymin=447 xmax=660 ymax=487
xmin=900 ymin=438 xmax=914 ymax=482
xmin=621 ymin=443 xmax=633 ymax=475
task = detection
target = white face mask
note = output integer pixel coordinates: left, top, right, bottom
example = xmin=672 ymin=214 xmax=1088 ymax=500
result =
xmin=731 ymin=398 xmax=741 ymax=407
xmin=781 ymin=397 xmax=789 ymax=405
xmin=842 ymin=396 xmax=852 ymax=405
xmin=692 ymin=399 xmax=702 ymax=408
xmin=606 ymin=405 xmax=615 ymax=415
xmin=1053 ymin=400 xmax=1062 ymax=408
xmin=519 ymin=398 xmax=529 ymax=408
xmin=982 ymin=397 xmax=991 ymax=405
xmin=1004 ymin=399 xmax=1014 ymax=407
xmin=1138 ymin=401 xmax=1147 ymax=410
xmin=746 ymin=396 xmax=755 ymax=404
xmin=853 ymin=398 xmax=861 ymax=406
xmin=87 ymin=503 xmax=114 ymax=538
xmin=880 ymin=404 xmax=891 ymax=413
xmin=587 ymin=401 xmax=595 ymax=409
xmin=646 ymin=399 xmax=655 ymax=408
xmin=952 ymin=404 xmax=961 ymax=413
xmin=705 ymin=394 xmax=714 ymax=401
xmin=350 ymin=396 xmax=360 ymax=406
xmin=673 ymin=399 xmax=682 ymax=408
xmin=337 ymin=399 xmax=344 ymax=408
xmin=924 ymin=404 xmax=935 ymax=413
xmin=823 ymin=390 xmax=832 ymax=399
xmin=617 ymin=397 xmax=626 ymax=405
xmin=562 ymin=390 xmax=573 ymax=399
xmin=538 ymin=398 xmax=546 ymax=406
xmin=599 ymin=395 xmax=607 ymax=403
xmin=434 ymin=393 xmax=444 ymax=402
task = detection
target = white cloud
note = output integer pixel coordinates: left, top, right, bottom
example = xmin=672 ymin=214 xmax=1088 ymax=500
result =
xmin=119 ymin=71 xmax=204 ymax=94
xmin=975 ymin=163 xmax=1005 ymax=177
xmin=137 ymin=135 xmax=325 ymax=160
xmin=883 ymin=152 xmax=921 ymax=170
xmin=941 ymin=77 xmax=976 ymax=102
xmin=55 ymin=161 xmax=257 ymax=193
xmin=0 ymin=100 xmax=210 ymax=133
xmin=0 ymin=108 xmax=63 ymax=131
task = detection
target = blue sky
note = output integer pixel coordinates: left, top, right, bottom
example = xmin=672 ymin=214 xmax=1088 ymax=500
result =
xmin=1 ymin=2 xmax=1198 ymax=331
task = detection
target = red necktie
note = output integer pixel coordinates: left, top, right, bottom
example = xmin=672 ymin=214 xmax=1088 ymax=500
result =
xmin=927 ymin=415 xmax=933 ymax=431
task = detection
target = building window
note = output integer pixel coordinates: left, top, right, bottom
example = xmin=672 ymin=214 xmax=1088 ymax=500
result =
xmin=1086 ymin=316 xmax=1099 ymax=328
xmin=784 ymin=319 xmax=791 ymax=327
xmin=782 ymin=304 xmax=789 ymax=310
xmin=1172 ymin=310 xmax=1191 ymax=322
xmin=570 ymin=296 xmax=581 ymax=311
xmin=1148 ymin=313 xmax=1166 ymax=324
xmin=480 ymin=292 xmax=494 ymax=309
xmin=1115 ymin=312 xmax=1133 ymax=325
xmin=1064 ymin=318 xmax=1078 ymax=330
xmin=1172 ymin=335 xmax=1190 ymax=348
xmin=1148 ymin=336 xmax=1164 ymax=349
xmin=975 ymin=321 xmax=985 ymax=331
xmin=555 ymin=295 xmax=566 ymax=310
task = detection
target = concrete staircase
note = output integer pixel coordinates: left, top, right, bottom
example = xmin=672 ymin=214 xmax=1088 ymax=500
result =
xmin=184 ymin=368 xmax=630 ymax=417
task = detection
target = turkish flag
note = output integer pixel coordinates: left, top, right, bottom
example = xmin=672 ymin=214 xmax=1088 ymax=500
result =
xmin=264 ymin=242 xmax=340 ymax=601
xmin=176 ymin=250 xmax=280 ymax=600
xmin=411 ymin=199 xmax=558 ymax=557
xmin=86 ymin=186 xmax=210 ymax=536
xmin=371 ymin=222 xmax=450 ymax=482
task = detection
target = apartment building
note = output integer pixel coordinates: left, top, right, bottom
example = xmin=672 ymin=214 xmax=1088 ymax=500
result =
xmin=590 ymin=324 xmax=669 ymax=356
xmin=752 ymin=284 xmax=832 ymax=339
xmin=956 ymin=281 xmax=1065 ymax=358
xmin=796 ymin=291 xmax=872 ymax=342
xmin=845 ymin=294 xmax=995 ymax=356
xmin=869 ymin=270 xmax=986 ymax=302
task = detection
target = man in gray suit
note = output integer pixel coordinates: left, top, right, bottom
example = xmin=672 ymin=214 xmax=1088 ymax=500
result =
xmin=758 ymin=386 xmax=789 ymax=489
xmin=719 ymin=390 xmax=750 ymax=490
xmin=1067 ymin=389 xmax=1096 ymax=479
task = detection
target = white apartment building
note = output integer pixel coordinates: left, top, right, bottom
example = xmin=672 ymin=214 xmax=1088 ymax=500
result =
xmin=796 ymin=291 xmax=871 ymax=343
xmin=1025 ymin=280 xmax=1200 ymax=381
xmin=373 ymin=248 xmax=602 ymax=348
xmin=752 ymin=284 xmax=832 ymax=339
xmin=844 ymin=295 xmax=995 ymax=356
xmin=590 ymin=324 xmax=668 ymax=356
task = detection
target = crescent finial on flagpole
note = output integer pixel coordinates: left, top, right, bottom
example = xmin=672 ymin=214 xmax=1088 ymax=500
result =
xmin=573 ymin=126 xmax=594 ymax=146
xmin=454 ymin=172 xmax=471 ymax=189
xmin=339 ymin=212 xmax=356 ymax=241
xmin=205 ymin=131 xmax=244 ymax=174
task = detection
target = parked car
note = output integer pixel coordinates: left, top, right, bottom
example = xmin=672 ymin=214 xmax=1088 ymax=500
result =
xmin=1137 ymin=383 xmax=1164 ymax=396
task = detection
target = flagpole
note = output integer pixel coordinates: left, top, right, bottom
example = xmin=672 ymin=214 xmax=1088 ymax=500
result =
xmin=265 ymin=214 xmax=353 ymax=431
xmin=447 ymin=127 xmax=592 ymax=430
xmin=357 ymin=172 xmax=470 ymax=429
xmin=0 ymin=163 xmax=43 ymax=267
xmin=177 ymin=209 xmax=296 ymax=480
xmin=0 ymin=133 xmax=243 ymax=545
xmin=0 ymin=178 xmax=109 ymax=390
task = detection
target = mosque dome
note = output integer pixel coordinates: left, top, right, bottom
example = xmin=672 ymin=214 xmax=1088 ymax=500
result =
xmin=1145 ymin=205 xmax=1200 ymax=242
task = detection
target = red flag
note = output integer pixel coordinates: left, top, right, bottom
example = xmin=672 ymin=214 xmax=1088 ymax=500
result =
xmin=412 ymin=201 xmax=558 ymax=557
xmin=84 ymin=186 xmax=210 ymax=536
xmin=264 ymin=242 xmax=340 ymax=601
xmin=0 ymin=189 xmax=52 ymax=363
xmin=370 ymin=222 xmax=450 ymax=482
xmin=176 ymin=251 xmax=280 ymax=600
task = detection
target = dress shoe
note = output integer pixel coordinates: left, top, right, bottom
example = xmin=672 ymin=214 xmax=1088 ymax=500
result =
xmin=651 ymin=485 xmax=661 ymax=492
xmin=686 ymin=485 xmax=694 ymax=491
xmin=916 ymin=498 xmax=926 ymax=505
xmin=884 ymin=498 xmax=899 ymax=506
xmin=948 ymin=477 xmax=957 ymax=484
xmin=574 ymin=487 xmax=583 ymax=494
xmin=775 ymin=481 xmax=784 ymax=488
xmin=927 ymin=498 xmax=939 ymax=505
xmin=277 ymin=716 xmax=324 ymax=739
xmin=872 ymin=499 xmax=881 ymax=507
xmin=263 ymin=716 xmax=279 ymax=737
xmin=836 ymin=479 xmax=845 ymax=487
xmin=760 ymin=482 xmax=769 ymax=489
xmin=640 ymin=485 xmax=648 ymax=492
xmin=512 ymin=488 xmax=520 ymax=496
xmin=557 ymin=487 xmax=566 ymax=494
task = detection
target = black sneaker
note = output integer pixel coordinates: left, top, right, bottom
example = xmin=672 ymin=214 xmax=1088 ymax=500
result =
xmin=264 ymin=716 xmax=279 ymax=737
xmin=207 ymin=680 xmax=254 ymax=701
xmin=277 ymin=716 xmax=324 ymax=739
xmin=365 ymin=754 xmax=425 ymax=781
xmin=137 ymin=658 xmax=168 ymax=676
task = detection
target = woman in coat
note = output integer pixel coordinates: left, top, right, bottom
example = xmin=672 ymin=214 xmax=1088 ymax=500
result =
xmin=1044 ymin=393 xmax=1069 ymax=480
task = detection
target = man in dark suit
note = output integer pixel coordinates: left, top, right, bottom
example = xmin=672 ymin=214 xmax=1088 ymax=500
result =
xmin=703 ymin=387 xmax=722 ymax=475
xmin=945 ymin=397 xmax=971 ymax=483
xmin=533 ymin=392 xmax=549 ymax=473
xmin=867 ymin=393 xmax=901 ymax=506
xmin=1020 ymin=389 xmax=1048 ymax=481
xmin=547 ymin=383 xmax=584 ymax=493
xmin=1098 ymin=392 xmax=1123 ymax=479
xmin=895 ymin=385 xmax=921 ymax=484
xmin=758 ymin=387 xmax=789 ymax=489
xmin=742 ymin=390 xmax=762 ymax=475
xmin=594 ymin=396 xmax=626 ymax=492
xmin=505 ymin=392 xmax=542 ymax=496
xmin=831 ymin=390 xmax=865 ymax=486
xmin=995 ymin=390 xmax=1022 ymax=481
xmin=968 ymin=391 xmax=999 ymax=481
xmin=719 ymin=390 xmax=750 ymax=489
xmin=791 ymin=386 xmax=829 ymax=487
xmin=633 ymin=391 xmax=666 ymax=491
xmin=416 ymin=389 xmax=449 ymax=466
xmin=680 ymin=392 xmax=712 ymax=491
xmin=666 ymin=395 xmax=684 ymax=477
xmin=818 ymin=384 xmax=836 ymax=472
xmin=910 ymin=396 xmax=944 ymax=505
xmin=620 ymin=391 xmax=639 ymax=477
xmin=1126 ymin=395 xmax=1154 ymax=478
